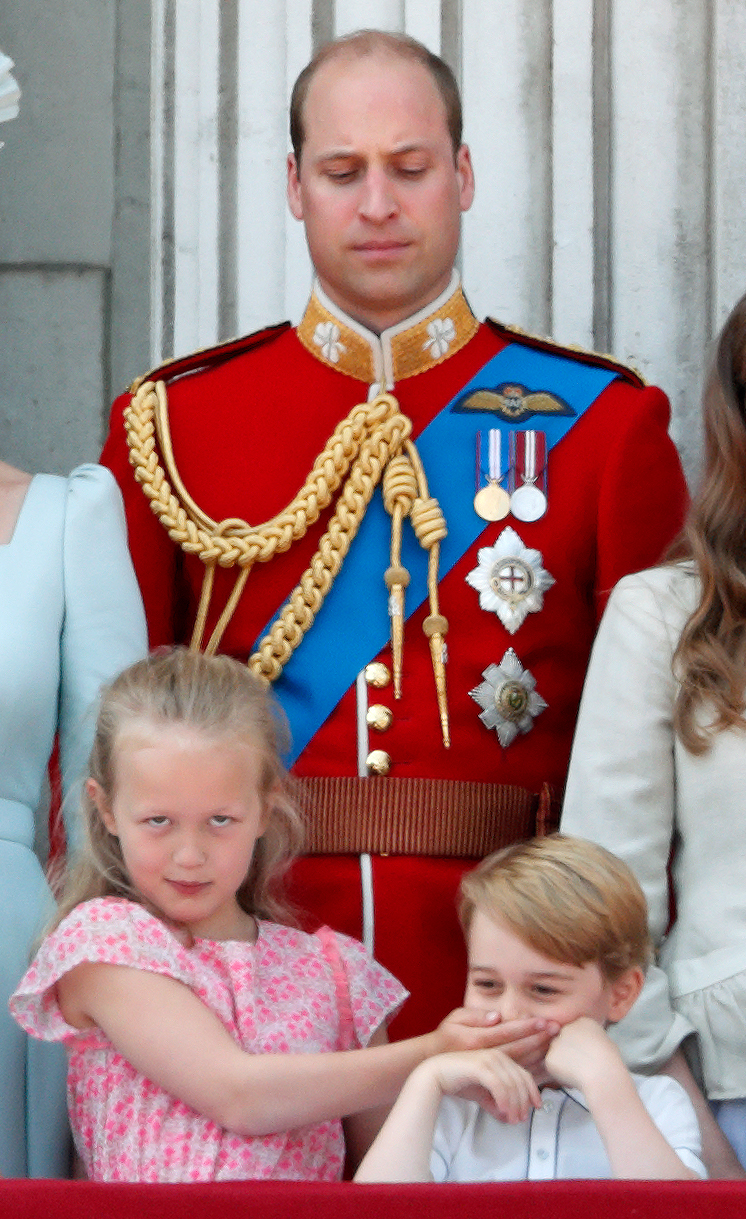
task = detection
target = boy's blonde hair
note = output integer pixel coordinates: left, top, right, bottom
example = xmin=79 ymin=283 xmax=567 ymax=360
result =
xmin=53 ymin=648 xmax=304 ymax=929
xmin=459 ymin=834 xmax=651 ymax=981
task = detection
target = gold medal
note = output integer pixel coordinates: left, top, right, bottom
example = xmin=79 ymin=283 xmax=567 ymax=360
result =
xmin=474 ymin=481 xmax=511 ymax=521
xmin=475 ymin=429 xmax=510 ymax=521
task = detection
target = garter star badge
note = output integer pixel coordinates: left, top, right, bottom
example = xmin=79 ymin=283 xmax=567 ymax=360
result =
xmin=470 ymin=649 xmax=547 ymax=747
xmin=465 ymin=526 xmax=555 ymax=634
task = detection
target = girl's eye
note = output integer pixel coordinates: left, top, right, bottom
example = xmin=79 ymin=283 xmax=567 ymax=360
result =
xmin=210 ymin=815 xmax=233 ymax=827
xmin=147 ymin=816 xmax=170 ymax=828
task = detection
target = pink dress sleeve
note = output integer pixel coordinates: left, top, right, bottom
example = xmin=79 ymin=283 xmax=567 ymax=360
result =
xmin=320 ymin=928 xmax=408 ymax=1048
xmin=10 ymin=898 xmax=195 ymax=1045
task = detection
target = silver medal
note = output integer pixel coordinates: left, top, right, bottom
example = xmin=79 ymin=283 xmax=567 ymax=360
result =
xmin=510 ymin=430 xmax=547 ymax=521
xmin=510 ymin=482 xmax=547 ymax=522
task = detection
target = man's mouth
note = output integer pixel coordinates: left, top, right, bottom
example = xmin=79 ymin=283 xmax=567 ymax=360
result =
xmin=354 ymin=240 xmax=410 ymax=257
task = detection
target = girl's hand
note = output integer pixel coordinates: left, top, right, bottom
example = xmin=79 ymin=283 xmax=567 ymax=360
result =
xmin=429 ymin=1048 xmax=542 ymax=1124
xmin=433 ymin=1006 xmax=559 ymax=1067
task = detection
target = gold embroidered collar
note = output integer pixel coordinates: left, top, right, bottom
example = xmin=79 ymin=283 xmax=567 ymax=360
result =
xmin=296 ymin=272 xmax=480 ymax=387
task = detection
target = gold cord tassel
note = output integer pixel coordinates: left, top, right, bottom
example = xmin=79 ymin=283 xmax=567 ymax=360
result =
xmin=382 ymin=455 xmax=416 ymax=697
xmin=406 ymin=442 xmax=450 ymax=748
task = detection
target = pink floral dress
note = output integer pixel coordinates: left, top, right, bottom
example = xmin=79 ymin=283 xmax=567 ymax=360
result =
xmin=10 ymin=897 xmax=407 ymax=1182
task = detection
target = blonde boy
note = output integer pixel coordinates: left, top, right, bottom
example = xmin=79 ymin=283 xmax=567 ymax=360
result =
xmin=356 ymin=835 xmax=704 ymax=1182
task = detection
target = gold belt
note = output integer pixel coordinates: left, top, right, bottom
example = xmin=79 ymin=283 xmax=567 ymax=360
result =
xmin=295 ymin=776 xmax=559 ymax=858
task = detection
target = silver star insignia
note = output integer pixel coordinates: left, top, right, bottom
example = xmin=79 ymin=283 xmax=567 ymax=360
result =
xmin=465 ymin=526 xmax=555 ymax=634
xmin=470 ymin=648 xmax=547 ymax=747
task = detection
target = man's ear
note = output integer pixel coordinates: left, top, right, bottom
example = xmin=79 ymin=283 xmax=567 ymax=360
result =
xmin=606 ymin=966 xmax=645 ymax=1024
xmin=287 ymin=152 xmax=304 ymax=220
xmin=86 ymin=778 xmax=117 ymax=836
xmin=456 ymin=143 xmax=475 ymax=213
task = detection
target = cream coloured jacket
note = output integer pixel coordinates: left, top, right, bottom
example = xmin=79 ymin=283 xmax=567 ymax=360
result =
xmin=562 ymin=564 xmax=746 ymax=1099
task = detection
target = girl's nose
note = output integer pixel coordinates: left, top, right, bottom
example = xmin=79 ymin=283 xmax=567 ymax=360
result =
xmin=172 ymin=835 xmax=206 ymax=867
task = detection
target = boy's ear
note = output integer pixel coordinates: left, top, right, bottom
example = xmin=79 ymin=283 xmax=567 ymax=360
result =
xmin=86 ymin=778 xmax=116 ymax=835
xmin=606 ymin=965 xmax=645 ymax=1024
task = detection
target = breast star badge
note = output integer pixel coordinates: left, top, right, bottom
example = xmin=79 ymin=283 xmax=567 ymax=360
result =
xmin=465 ymin=526 xmax=555 ymax=634
xmin=469 ymin=649 xmax=547 ymax=747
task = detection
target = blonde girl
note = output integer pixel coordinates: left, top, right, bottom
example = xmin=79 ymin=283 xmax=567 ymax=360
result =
xmin=11 ymin=649 xmax=549 ymax=1182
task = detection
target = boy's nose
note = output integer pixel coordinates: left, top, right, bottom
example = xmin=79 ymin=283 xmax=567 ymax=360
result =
xmin=497 ymin=989 xmax=528 ymax=1022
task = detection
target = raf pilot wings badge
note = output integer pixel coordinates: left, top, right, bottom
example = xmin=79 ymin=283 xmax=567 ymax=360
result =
xmin=453 ymin=382 xmax=575 ymax=422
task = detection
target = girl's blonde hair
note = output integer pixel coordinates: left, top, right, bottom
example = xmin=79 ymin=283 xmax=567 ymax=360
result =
xmin=53 ymin=648 xmax=304 ymax=929
xmin=459 ymin=834 xmax=651 ymax=982
xmin=667 ymin=292 xmax=746 ymax=753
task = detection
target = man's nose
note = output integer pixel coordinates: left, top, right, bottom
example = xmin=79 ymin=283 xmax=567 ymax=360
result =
xmin=358 ymin=167 xmax=398 ymax=221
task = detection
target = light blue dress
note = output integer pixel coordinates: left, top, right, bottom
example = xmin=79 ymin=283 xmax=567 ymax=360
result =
xmin=0 ymin=464 xmax=146 ymax=1177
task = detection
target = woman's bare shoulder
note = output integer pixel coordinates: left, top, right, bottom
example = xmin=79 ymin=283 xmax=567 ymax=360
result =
xmin=0 ymin=460 xmax=32 ymax=490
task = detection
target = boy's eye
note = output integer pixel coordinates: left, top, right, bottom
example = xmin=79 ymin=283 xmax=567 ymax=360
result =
xmin=532 ymin=985 xmax=560 ymax=998
xmin=210 ymin=814 xmax=233 ymax=827
xmin=146 ymin=816 xmax=170 ymax=828
xmin=472 ymin=978 xmax=499 ymax=991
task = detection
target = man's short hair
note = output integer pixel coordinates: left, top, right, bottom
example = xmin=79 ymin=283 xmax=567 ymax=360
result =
xmin=459 ymin=834 xmax=651 ymax=982
xmin=289 ymin=29 xmax=463 ymax=166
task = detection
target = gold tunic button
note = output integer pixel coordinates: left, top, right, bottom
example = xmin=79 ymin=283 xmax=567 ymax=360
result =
xmin=366 ymin=703 xmax=393 ymax=732
xmin=364 ymin=661 xmax=391 ymax=689
xmin=366 ymin=749 xmax=392 ymax=776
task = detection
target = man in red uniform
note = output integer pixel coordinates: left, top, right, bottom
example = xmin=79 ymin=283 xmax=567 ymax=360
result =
xmin=102 ymin=30 xmax=688 ymax=1037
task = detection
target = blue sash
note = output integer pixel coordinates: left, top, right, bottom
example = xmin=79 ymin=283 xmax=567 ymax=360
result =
xmin=263 ymin=341 xmax=618 ymax=763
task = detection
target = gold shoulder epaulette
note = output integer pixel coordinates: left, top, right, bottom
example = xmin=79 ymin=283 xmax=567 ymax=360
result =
xmin=486 ymin=318 xmax=647 ymax=388
xmin=127 ymin=320 xmax=292 ymax=395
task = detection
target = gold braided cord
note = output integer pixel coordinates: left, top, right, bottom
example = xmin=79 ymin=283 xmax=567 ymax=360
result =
xmin=125 ymin=381 xmax=450 ymax=735
xmin=248 ymin=406 xmax=413 ymax=681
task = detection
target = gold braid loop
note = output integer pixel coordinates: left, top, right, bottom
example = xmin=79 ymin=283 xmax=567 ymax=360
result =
xmin=127 ymin=380 xmax=406 ymax=570
xmin=410 ymin=495 xmax=448 ymax=549
xmin=248 ymin=405 xmax=411 ymax=681
xmin=124 ymin=377 xmax=451 ymax=742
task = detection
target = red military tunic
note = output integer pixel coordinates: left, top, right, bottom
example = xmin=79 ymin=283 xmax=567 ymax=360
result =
xmin=102 ymin=278 xmax=688 ymax=1037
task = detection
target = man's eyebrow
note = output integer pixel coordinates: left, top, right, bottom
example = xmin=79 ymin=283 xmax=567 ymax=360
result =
xmin=315 ymin=141 xmax=434 ymax=162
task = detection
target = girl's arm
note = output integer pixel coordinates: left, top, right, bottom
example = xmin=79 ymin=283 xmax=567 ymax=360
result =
xmin=342 ymin=1025 xmax=392 ymax=1171
xmin=58 ymin=961 xmax=549 ymax=1138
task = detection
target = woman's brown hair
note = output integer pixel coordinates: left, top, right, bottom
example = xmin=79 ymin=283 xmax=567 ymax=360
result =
xmin=671 ymin=293 xmax=746 ymax=752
